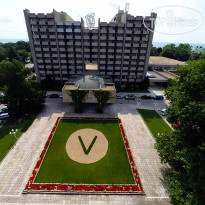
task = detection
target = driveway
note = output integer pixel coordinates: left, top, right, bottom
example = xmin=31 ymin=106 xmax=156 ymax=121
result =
xmin=0 ymin=96 xmax=170 ymax=204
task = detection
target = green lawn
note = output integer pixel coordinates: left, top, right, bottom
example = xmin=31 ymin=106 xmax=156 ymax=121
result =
xmin=0 ymin=112 xmax=39 ymax=163
xmin=0 ymin=126 xmax=22 ymax=162
xmin=35 ymin=119 xmax=135 ymax=185
xmin=137 ymin=109 xmax=173 ymax=138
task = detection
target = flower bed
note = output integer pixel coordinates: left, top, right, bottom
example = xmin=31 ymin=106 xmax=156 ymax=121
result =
xmin=24 ymin=117 xmax=143 ymax=194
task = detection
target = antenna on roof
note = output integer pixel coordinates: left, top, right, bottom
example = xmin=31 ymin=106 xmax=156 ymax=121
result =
xmin=125 ymin=3 xmax=129 ymax=13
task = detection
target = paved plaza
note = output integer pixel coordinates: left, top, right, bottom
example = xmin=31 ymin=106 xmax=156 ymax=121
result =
xmin=0 ymin=94 xmax=170 ymax=204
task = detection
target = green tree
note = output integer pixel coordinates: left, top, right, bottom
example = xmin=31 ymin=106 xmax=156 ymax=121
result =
xmin=15 ymin=41 xmax=30 ymax=52
xmin=161 ymin=43 xmax=177 ymax=59
xmin=0 ymin=46 xmax=7 ymax=61
xmin=155 ymin=59 xmax=205 ymax=204
xmin=176 ymin=43 xmax=192 ymax=61
xmin=151 ymin=46 xmax=159 ymax=56
xmin=18 ymin=49 xmax=29 ymax=62
xmin=0 ymin=60 xmax=45 ymax=116
xmin=69 ymin=89 xmax=88 ymax=113
xmin=93 ymin=90 xmax=111 ymax=113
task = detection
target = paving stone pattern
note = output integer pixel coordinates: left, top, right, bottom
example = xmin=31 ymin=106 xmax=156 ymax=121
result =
xmin=0 ymin=98 xmax=170 ymax=204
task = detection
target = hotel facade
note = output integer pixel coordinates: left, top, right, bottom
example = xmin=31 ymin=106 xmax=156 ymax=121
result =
xmin=24 ymin=9 xmax=156 ymax=88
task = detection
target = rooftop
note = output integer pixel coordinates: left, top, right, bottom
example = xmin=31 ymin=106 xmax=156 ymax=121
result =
xmin=149 ymin=56 xmax=185 ymax=66
xmin=70 ymin=74 xmax=109 ymax=89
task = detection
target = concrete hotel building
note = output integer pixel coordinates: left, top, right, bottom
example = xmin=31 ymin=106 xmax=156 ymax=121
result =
xmin=24 ymin=9 xmax=156 ymax=88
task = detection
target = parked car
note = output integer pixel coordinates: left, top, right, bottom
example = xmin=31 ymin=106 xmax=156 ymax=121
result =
xmin=0 ymin=113 xmax=9 ymax=119
xmin=1 ymin=106 xmax=8 ymax=112
xmin=47 ymin=94 xmax=60 ymax=98
xmin=116 ymin=94 xmax=124 ymax=99
xmin=140 ymin=95 xmax=152 ymax=99
xmin=153 ymin=95 xmax=164 ymax=100
xmin=160 ymin=109 xmax=167 ymax=116
xmin=125 ymin=94 xmax=136 ymax=100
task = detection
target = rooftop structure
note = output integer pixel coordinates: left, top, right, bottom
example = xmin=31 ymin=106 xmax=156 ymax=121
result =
xmin=62 ymin=74 xmax=116 ymax=103
xmin=24 ymin=9 xmax=156 ymax=88
xmin=148 ymin=56 xmax=185 ymax=71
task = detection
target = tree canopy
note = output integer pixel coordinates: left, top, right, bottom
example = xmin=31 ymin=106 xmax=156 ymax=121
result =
xmin=0 ymin=41 xmax=31 ymax=63
xmin=155 ymin=59 xmax=205 ymax=204
xmin=0 ymin=60 xmax=45 ymax=116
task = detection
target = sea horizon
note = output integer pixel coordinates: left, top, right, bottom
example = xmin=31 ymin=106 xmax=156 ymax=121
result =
xmin=0 ymin=38 xmax=205 ymax=48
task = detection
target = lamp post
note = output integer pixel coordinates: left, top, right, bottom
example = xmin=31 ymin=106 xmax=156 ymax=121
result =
xmin=9 ymin=129 xmax=18 ymax=140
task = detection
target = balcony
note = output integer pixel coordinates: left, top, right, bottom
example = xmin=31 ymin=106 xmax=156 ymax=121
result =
xmin=58 ymin=35 xmax=64 ymax=39
xmin=62 ymin=71 xmax=68 ymax=74
xmin=100 ymin=36 xmax=107 ymax=40
xmin=30 ymin=20 xmax=37 ymax=25
xmin=133 ymin=44 xmax=140 ymax=48
xmin=108 ymin=49 xmax=114 ymax=53
xmin=50 ymin=42 xmax=57 ymax=46
xmin=49 ymin=35 xmax=56 ymax=39
xmin=141 ymin=44 xmax=147 ymax=48
xmin=32 ymin=27 xmax=38 ymax=32
xmin=117 ymin=30 xmax=124 ymax=34
xmin=117 ymin=37 xmax=123 ymax=41
xmin=59 ymin=42 xmax=65 ymax=46
xmin=40 ymin=28 xmax=47 ymax=32
xmin=44 ymin=54 xmax=50 ymax=57
xmin=36 ymin=54 xmax=42 ymax=57
xmin=66 ymin=28 xmax=72 ymax=33
xmin=39 ymin=21 xmax=46 ymax=25
xmin=126 ymin=30 xmax=132 ymax=34
xmin=51 ymin=48 xmax=57 ymax=51
xmin=125 ymin=37 xmax=132 ymax=41
xmin=92 ymin=42 xmax=98 ymax=46
xmin=41 ymin=35 xmax=47 ymax=39
xmin=67 ymin=42 xmax=73 ymax=46
xmin=57 ymin=28 xmax=64 ymax=32
xmin=33 ymin=34 xmax=40 ymax=39
xmin=46 ymin=71 xmax=53 ymax=75
xmin=100 ymin=30 xmax=107 ymax=34
xmin=43 ymin=48 xmax=49 ymax=51
xmin=139 ymin=56 xmax=145 ymax=60
xmin=48 ymin=21 xmax=55 ymax=26
xmin=45 ymin=60 xmax=51 ymax=63
xmin=34 ymin=41 xmax=40 ymax=45
xmin=74 ymin=29 xmax=81 ymax=33
xmin=74 ymin=35 xmax=81 ymax=39
xmin=42 ymin=42 xmax=49 ymax=45
xmin=48 ymin=28 xmax=55 ymax=32
xmin=59 ymin=48 xmax=66 ymax=51
xmin=134 ymin=31 xmax=141 ymax=34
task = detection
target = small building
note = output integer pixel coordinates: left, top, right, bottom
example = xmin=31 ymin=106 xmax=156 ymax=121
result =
xmin=192 ymin=46 xmax=205 ymax=54
xmin=62 ymin=74 xmax=116 ymax=103
xmin=148 ymin=56 xmax=185 ymax=71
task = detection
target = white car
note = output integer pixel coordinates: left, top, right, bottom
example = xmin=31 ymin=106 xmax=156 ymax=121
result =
xmin=160 ymin=109 xmax=167 ymax=116
xmin=0 ymin=113 xmax=9 ymax=119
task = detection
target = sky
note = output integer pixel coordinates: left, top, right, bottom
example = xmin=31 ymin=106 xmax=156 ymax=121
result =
xmin=0 ymin=0 xmax=204 ymax=44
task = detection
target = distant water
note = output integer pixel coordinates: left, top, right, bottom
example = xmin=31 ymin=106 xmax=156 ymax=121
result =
xmin=1 ymin=39 xmax=205 ymax=48
xmin=153 ymin=42 xmax=205 ymax=48
xmin=0 ymin=39 xmax=29 ymax=43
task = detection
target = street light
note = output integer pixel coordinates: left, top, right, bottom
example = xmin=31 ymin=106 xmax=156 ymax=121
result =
xmin=9 ymin=129 xmax=18 ymax=140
